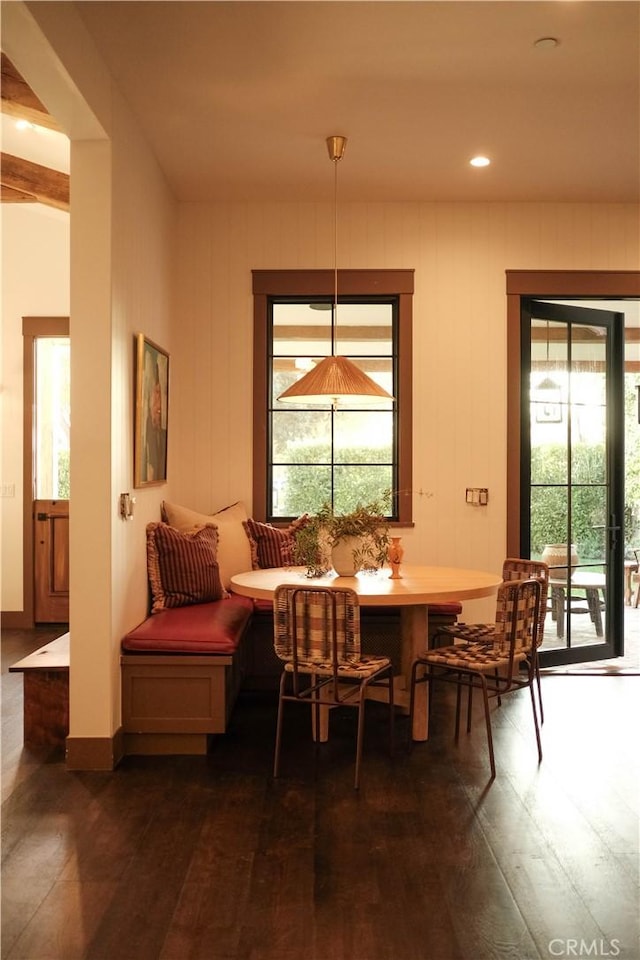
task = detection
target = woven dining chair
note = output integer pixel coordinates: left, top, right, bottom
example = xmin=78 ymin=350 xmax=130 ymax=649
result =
xmin=272 ymin=584 xmax=394 ymax=789
xmin=432 ymin=558 xmax=549 ymax=722
xmin=410 ymin=577 xmax=543 ymax=779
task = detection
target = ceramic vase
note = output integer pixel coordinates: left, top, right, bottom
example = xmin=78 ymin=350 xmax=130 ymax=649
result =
xmin=331 ymin=537 xmax=361 ymax=577
xmin=388 ymin=536 xmax=404 ymax=579
xmin=541 ymin=543 xmax=578 ymax=581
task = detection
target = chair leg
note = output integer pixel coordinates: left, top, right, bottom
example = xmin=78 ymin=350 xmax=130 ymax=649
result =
xmin=466 ymin=677 xmax=473 ymax=732
xmin=409 ymin=659 xmax=423 ymax=731
xmin=528 ymin=675 xmax=543 ymax=763
xmin=493 ymin=668 xmax=502 ymax=707
xmin=535 ymin=660 xmax=544 ymax=725
xmin=312 ymin=675 xmax=321 ymax=743
xmin=479 ymin=674 xmax=496 ymax=780
xmin=354 ymin=689 xmax=366 ymax=790
xmin=454 ymin=672 xmax=463 ymax=741
xmin=388 ymin=671 xmax=395 ymax=757
xmin=273 ymin=671 xmax=287 ymax=778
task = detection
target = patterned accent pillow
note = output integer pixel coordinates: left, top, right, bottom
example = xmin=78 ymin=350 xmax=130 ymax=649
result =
xmin=146 ymin=522 xmax=226 ymax=613
xmin=243 ymin=515 xmax=309 ymax=569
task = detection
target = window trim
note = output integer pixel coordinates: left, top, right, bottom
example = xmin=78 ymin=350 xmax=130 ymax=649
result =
xmin=252 ymin=269 xmax=414 ymax=524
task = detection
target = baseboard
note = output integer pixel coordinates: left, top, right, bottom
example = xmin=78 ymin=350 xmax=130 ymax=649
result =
xmin=1 ymin=610 xmax=33 ymax=629
xmin=66 ymin=727 xmax=124 ymax=770
xmin=123 ymin=732 xmax=210 ymax=755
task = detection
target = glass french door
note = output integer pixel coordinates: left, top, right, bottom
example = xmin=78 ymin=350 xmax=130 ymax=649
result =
xmin=520 ymin=299 xmax=624 ymax=665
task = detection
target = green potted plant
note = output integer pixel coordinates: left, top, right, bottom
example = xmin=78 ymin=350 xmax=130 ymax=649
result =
xmin=294 ymin=495 xmax=391 ymax=577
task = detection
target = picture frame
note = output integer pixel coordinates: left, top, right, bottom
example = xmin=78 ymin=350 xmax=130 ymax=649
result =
xmin=134 ymin=334 xmax=169 ymax=487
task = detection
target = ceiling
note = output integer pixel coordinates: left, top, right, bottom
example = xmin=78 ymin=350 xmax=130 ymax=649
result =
xmin=36 ymin=0 xmax=640 ymax=204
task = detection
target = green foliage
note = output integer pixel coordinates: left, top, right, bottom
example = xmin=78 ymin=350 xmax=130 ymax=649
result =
xmin=57 ymin=450 xmax=70 ymax=499
xmin=293 ymin=494 xmax=391 ymax=576
xmin=280 ymin=443 xmax=393 ymax=517
xmin=624 ymin=375 xmax=640 ymax=551
xmin=530 ymin=439 xmax=640 ymax=560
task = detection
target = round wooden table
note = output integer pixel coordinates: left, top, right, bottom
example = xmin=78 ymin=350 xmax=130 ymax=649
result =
xmin=231 ymin=564 xmax=502 ymax=740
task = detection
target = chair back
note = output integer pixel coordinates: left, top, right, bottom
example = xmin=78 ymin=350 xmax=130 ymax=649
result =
xmin=273 ymin=584 xmax=361 ymax=670
xmin=502 ymin=558 xmax=549 ymax=646
xmin=492 ymin=577 xmax=542 ymax=661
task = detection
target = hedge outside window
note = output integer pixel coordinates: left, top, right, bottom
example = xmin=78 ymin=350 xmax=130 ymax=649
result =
xmin=252 ymin=269 xmax=414 ymax=525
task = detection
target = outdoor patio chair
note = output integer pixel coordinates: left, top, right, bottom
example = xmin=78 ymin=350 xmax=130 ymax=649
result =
xmin=630 ymin=549 xmax=640 ymax=608
xmin=410 ymin=577 xmax=543 ymax=779
xmin=273 ymin=584 xmax=394 ymax=789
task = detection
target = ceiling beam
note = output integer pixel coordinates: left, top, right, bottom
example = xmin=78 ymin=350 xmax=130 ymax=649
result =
xmin=1 ymin=153 xmax=69 ymax=211
xmin=1 ymin=53 xmax=62 ymax=132
xmin=532 ymin=326 xmax=639 ymax=341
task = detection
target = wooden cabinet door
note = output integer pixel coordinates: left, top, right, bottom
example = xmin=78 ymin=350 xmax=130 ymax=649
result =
xmin=34 ymin=499 xmax=69 ymax=623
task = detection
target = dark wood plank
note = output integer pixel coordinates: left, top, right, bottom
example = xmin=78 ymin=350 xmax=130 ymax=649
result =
xmin=1 ymin=628 xmax=638 ymax=960
xmin=9 ymin=633 xmax=70 ymax=671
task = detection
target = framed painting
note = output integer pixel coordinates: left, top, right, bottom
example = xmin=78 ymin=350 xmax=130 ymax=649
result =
xmin=134 ymin=334 xmax=169 ymax=487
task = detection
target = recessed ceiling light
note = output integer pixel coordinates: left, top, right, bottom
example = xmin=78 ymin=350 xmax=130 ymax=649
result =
xmin=470 ymin=156 xmax=491 ymax=168
xmin=534 ymin=36 xmax=560 ymax=50
xmin=15 ymin=119 xmax=34 ymax=131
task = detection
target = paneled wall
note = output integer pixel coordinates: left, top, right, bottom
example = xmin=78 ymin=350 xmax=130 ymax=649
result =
xmin=174 ymin=200 xmax=639 ymax=618
xmin=175 ymin=203 xmax=639 ymax=552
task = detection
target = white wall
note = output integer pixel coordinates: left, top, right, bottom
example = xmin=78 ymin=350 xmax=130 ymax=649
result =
xmin=3 ymin=2 xmax=177 ymax=757
xmin=1 ymin=204 xmax=70 ymax=612
xmin=174 ymin=200 xmax=640 ymax=621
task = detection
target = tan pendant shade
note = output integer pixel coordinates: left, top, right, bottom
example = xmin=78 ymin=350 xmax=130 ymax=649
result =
xmin=277 ymin=355 xmax=393 ymax=405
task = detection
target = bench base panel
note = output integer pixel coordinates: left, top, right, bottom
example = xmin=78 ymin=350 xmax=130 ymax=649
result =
xmin=23 ymin=670 xmax=69 ymax=749
xmin=120 ymin=650 xmax=245 ymax=756
xmin=123 ymin=731 xmax=211 ymax=755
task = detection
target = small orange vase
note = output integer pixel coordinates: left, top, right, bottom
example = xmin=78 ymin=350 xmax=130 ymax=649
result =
xmin=388 ymin=536 xmax=404 ymax=579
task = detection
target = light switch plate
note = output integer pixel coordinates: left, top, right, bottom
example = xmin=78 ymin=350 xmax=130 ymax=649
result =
xmin=466 ymin=487 xmax=488 ymax=506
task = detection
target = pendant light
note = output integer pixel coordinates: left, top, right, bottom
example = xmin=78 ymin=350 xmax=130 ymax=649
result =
xmin=277 ymin=136 xmax=393 ymax=405
xmin=537 ymin=321 xmax=562 ymax=395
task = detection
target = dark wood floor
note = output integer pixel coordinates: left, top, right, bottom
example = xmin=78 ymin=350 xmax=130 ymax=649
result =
xmin=2 ymin=627 xmax=639 ymax=960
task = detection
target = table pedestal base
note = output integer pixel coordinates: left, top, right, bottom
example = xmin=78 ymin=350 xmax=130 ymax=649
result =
xmin=312 ymin=604 xmax=430 ymax=742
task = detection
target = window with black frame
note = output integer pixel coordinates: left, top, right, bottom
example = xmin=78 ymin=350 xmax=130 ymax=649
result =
xmin=269 ymin=297 xmax=396 ymax=519
xmin=252 ymin=269 xmax=414 ymax=526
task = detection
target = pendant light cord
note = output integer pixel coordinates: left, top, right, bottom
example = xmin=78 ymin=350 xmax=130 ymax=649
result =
xmin=332 ymin=151 xmax=338 ymax=357
xmin=546 ymin=320 xmax=550 ymax=363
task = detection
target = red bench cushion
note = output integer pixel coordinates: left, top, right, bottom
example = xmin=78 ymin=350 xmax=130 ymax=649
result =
xmin=427 ymin=602 xmax=463 ymax=616
xmin=122 ymin=596 xmax=253 ymax=654
xmin=236 ymin=597 xmax=461 ymax=618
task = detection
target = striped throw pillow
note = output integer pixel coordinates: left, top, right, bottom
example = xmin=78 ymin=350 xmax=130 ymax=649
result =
xmin=243 ymin=515 xmax=309 ymax=569
xmin=146 ymin=522 xmax=226 ymax=613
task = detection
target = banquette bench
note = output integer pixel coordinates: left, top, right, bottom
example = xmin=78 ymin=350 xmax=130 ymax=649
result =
xmin=121 ymin=595 xmax=254 ymax=755
xmin=120 ymin=594 xmax=461 ymax=756
xmin=10 ymin=501 xmax=463 ymax=758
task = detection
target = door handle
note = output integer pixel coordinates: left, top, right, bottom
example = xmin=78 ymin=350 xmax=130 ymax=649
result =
xmin=605 ymin=517 xmax=620 ymax=549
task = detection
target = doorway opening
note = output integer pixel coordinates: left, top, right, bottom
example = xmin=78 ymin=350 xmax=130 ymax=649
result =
xmin=23 ymin=317 xmax=70 ymax=626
